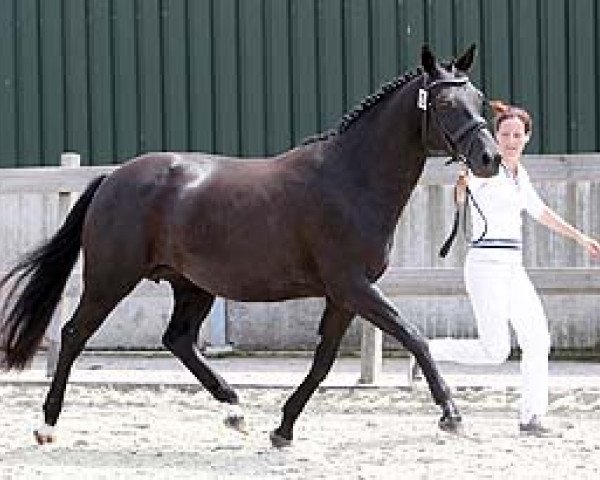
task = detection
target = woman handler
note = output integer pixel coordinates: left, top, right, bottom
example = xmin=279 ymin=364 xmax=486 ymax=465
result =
xmin=425 ymin=101 xmax=600 ymax=435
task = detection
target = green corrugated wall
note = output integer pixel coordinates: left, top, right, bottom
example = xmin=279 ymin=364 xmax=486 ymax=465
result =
xmin=0 ymin=0 xmax=599 ymax=167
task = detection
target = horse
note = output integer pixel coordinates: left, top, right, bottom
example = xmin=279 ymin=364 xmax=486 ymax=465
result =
xmin=0 ymin=44 xmax=500 ymax=447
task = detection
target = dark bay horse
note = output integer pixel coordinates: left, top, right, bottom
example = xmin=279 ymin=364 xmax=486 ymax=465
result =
xmin=0 ymin=45 xmax=500 ymax=447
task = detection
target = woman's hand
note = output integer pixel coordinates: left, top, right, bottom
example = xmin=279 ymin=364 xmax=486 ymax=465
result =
xmin=454 ymin=169 xmax=468 ymax=205
xmin=579 ymin=234 xmax=600 ymax=259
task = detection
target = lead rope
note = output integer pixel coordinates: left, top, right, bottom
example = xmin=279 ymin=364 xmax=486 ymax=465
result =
xmin=438 ymin=181 xmax=488 ymax=258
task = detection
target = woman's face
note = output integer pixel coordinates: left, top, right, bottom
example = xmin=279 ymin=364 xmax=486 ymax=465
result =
xmin=495 ymin=116 xmax=529 ymax=164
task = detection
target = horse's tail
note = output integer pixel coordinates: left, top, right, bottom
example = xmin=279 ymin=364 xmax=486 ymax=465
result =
xmin=0 ymin=175 xmax=107 ymax=370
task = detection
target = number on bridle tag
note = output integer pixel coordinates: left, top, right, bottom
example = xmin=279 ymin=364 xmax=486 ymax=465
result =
xmin=417 ymin=89 xmax=428 ymax=111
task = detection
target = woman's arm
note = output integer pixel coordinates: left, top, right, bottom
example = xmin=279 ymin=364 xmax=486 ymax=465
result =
xmin=537 ymin=207 xmax=600 ymax=258
xmin=520 ymin=165 xmax=600 ymax=258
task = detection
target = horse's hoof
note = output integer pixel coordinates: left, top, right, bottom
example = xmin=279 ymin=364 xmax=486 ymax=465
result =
xmin=438 ymin=399 xmax=462 ymax=433
xmin=269 ymin=430 xmax=292 ymax=448
xmin=438 ymin=413 xmax=463 ymax=433
xmin=224 ymin=415 xmax=248 ymax=434
xmin=33 ymin=430 xmax=55 ymax=445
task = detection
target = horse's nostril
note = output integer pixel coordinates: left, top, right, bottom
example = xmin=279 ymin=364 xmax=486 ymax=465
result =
xmin=493 ymin=153 xmax=502 ymax=164
xmin=482 ymin=152 xmax=491 ymax=166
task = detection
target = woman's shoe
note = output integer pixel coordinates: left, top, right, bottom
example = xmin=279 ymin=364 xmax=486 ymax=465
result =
xmin=519 ymin=415 xmax=552 ymax=437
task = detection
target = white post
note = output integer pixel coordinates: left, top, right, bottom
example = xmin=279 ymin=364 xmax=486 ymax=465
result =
xmin=359 ymin=320 xmax=382 ymax=384
xmin=204 ymin=297 xmax=232 ymax=355
xmin=45 ymin=152 xmax=80 ymax=378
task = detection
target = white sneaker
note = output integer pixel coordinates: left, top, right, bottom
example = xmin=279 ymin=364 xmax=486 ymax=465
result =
xmin=519 ymin=415 xmax=552 ymax=437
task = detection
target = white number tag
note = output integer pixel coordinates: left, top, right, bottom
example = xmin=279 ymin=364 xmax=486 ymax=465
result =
xmin=417 ymin=89 xmax=428 ymax=110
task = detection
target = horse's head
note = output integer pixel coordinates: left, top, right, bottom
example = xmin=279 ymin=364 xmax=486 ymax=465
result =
xmin=419 ymin=44 xmax=500 ymax=178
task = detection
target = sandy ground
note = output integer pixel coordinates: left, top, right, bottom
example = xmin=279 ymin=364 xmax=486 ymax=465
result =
xmin=1 ymin=383 xmax=600 ymax=479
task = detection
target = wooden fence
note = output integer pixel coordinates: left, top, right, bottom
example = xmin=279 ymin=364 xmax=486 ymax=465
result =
xmin=359 ymin=154 xmax=600 ymax=382
xmin=1 ymin=153 xmax=600 ymax=380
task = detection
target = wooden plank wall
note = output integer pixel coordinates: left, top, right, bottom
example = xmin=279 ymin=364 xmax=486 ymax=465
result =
xmin=0 ymin=155 xmax=599 ymax=352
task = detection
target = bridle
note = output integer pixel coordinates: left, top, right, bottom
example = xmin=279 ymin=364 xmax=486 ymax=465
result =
xmin=416 ymin=74 xmax=491 ymax=257
xmin=417 ymin=75 xmax=488 ymax=165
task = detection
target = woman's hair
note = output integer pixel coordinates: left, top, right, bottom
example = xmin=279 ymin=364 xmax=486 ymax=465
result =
xmin=489 ymin=100 xmax=532 ymax=134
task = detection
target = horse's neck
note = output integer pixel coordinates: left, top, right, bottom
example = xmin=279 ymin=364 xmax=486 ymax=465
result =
xmin=325 ymin=89 xmax=426 ymax=227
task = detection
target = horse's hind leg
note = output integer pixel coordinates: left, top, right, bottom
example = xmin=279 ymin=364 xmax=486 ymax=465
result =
xmin=35 ymin=279 xmax=138 ymax=444
xmin=271 ymin=301 xmax=353 ymax=448
xmin=163 ymin=276 xmax=242 ymax=430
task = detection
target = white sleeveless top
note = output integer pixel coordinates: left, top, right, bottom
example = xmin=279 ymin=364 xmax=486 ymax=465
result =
xmin=468 ymin=164 xmax=545 ymax=245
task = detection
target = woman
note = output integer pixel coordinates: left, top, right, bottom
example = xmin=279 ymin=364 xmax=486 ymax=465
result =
xmin=424 ymin=101 xmax=600 ymax=435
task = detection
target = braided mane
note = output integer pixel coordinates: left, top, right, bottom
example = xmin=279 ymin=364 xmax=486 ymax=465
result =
xmin=301 ymin=67 xmax=424 ymax=145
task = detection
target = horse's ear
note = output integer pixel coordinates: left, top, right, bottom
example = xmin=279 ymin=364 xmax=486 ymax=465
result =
xmin=455 ymin=43 xmax=477 ymax=72
xmin=421 ymin=44 xmax=437 ymax=75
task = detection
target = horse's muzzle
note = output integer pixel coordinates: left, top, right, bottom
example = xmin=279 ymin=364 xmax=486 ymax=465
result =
xmin=482 ymin=151 xmax=502 ymax=167
xmin=474 ymin=150 xmax=501 ymax=177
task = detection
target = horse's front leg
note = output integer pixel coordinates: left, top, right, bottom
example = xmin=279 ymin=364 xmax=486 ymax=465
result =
xmin=270 ymin=302 xmax=353 ymax=448
xmin=331 ymin=279 xmax=462 ymax=432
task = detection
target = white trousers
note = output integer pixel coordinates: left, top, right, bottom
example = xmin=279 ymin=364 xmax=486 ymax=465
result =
xmin=429 ymin=248 xmax=551 ymax=423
